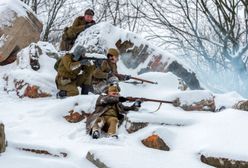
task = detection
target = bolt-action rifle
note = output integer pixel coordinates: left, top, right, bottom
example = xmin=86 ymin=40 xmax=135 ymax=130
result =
xmin=125 ymin=97 xmax=180 ymax=112
xmin=114 ymin=73 xmax=158 ymax=84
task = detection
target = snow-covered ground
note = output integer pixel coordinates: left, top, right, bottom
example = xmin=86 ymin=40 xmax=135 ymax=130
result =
xmin=0 ymin=52 xmax=248 ymax=168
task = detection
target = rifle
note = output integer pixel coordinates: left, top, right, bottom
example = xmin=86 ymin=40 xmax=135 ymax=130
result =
xmin=125 ymin=97 xmax=179 ymax=112
xmin=114 ymin=73 xmax=158 ymax=84
xmin=82 ymin=57 xmax=107 ymax=67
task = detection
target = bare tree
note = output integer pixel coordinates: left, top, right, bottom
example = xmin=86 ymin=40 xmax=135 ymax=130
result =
xmin=133 ymin=0 xmax=248 ymax=95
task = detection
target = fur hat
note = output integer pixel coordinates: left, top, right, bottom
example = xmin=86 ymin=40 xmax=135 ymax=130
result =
xmin=108 ymin=85 xmax=119 ymax=93
xmin=107 ymin=48 xmax=120 ymax=57
xmin=84 ymin=9 xmax=94 ymax=16
xmin=73 ymin=45 xmax=86 ymax=61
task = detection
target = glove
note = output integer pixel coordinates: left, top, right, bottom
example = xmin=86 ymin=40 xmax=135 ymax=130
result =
xmin=85 ymin=23 xmax=94 ymax=29
xmin=119 ymin=96 xmax=128 ymax=102
xmin=124 ymin=75 xmax=131 ymax=81
xmin=133 ymin=100 xmax=142 ymax=107
xmin=107 ymin=72 xmax=114 ymax=79
xmin=80 ymin=59 xmax=90 ymax=66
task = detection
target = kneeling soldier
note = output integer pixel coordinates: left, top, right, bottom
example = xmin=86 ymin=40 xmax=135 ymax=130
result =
xmin=86 ymin=85 xmax=141 ymax=139
xmin=55 ymin=45 xmax=95 ymax=98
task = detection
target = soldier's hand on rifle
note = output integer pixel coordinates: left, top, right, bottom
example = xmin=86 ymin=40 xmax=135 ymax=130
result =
xmin=119 ymin=96 xmax=128 ymax=102
xmin=80 ymin=59 xmax=91 ymax=66
xmin=133 ymin=100 xmax=142 ymax=107
xmin=107 ymin=72 xmax=114 ymax=79
xmin=123 ymin=75 xmax=131 ymax=81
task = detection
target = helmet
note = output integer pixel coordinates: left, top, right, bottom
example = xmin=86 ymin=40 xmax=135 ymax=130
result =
xmin=84 ymin=9 xmax=94 ymax=16
xmin=73 ymin=45 xmax=86 ymax=61
xmin=107 ymin=48 xmax=119 ymax=58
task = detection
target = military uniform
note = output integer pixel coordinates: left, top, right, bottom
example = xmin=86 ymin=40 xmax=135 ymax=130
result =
xmin=92 ymin=48 xmax=127 ymax=94
xmin=86 ymin=95 xmax=138 ymax=137
xmin=60 ymin=16 xmax=96 ymax=51
xmin=55 ymin=53 xmax=95 ymax=96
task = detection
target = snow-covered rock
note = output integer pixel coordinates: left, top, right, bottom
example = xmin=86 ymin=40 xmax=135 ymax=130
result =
xmin=73 ymin=22 xmax=201 ymax=90
xmin=3 ymin=42 xmax=57 ymax=98
xmin=0 ymin=0 xmax=43 ymax=65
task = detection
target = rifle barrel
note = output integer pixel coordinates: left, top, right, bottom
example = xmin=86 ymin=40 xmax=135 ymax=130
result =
xmin=126 ymin=97 xmax=174 ymax=104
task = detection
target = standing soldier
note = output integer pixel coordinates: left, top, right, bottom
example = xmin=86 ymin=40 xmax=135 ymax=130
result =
xmin=92 ymin=48 xmax=131 ymax=94
xmin=86 ymin=85 xmax=141 ymax=139
xmin=55 ymin=45 xmax=95 ymax=98
xmin=60 ymin=9 xmax=96 ymax=51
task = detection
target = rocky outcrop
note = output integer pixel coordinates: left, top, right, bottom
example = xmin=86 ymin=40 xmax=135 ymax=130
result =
xmin=201 ymin=154 xmax=248 ymax=168
xmin=142 ymin=134 xmax=170 ymax=151
xmin=63 ymin=110 xmax=89 ymax=123
xmin=233 ymin=100 xmax=248 ymax=111
xmin=0 ymin=0 xmax=43 ymax=65
xmin=125 ymin=119 xmax=148 ymax=133
xmin=17 ymin=147 xmax=67 ymax=158
xmin=0 ymin=123 xmax=6 ymax=153
xmin=74 ymin=22 xmax=202 ymax=90
xmin=86 ymin=151 xmax=109 ymax=168
xmin=3 ymin=76 xmax=51 ymax=98
xmin=116 ymin=39 xmax=201 ymax=90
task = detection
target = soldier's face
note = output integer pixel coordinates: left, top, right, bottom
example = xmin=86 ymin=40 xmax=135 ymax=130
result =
xmin=84 ymin=15 xmax=93 ymax=22
xmin=108 ymin=55 xmax=118 ymax=63
xmin=108 ymin=92 xmax=119 ymax=96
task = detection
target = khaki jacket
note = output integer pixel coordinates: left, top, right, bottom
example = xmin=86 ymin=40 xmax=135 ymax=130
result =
xmin=86 ymin=95 xmax=136 ymax=134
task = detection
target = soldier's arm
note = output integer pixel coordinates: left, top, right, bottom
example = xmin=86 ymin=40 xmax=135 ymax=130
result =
xmin=62 ymin=55 xmax=81 ymax=72
xmin=93 ymin=61 xmax=110 ymax=79
xmin=71 ymin=17 xmax=85 ymax=34
xmin=98 ymin=96 xmax=119 ymax=105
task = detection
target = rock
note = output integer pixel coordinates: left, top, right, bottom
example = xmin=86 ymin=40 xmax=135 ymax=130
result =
xmin=171 ymin=91 xmax=216 ymax=112
xmin=116 ymin=40 xmax=201 ymax=90
xmin=0 ymin=122 xmax=6 ymax=153
xmin=64 ymin=110 xmax=85 ymax=123
xmin=201 ymin=154 xmax=248 ymax=168
xmin=3 ymin=75 xmax=52 ymax=98
xmin=17 ymin=147 xmax=67 ymax=158
xmin=125 ymin=119 xmax=148 ymax=133
xmin=233 ymin=100 xmax=248 ymax=111
xmin=73 ymin=22 xmax=201 ymax=90
xmin=24 ymin=85 xmax=51 ymax=98
xmin=179 ymin=99 xmax=216 ymax=111
xmin=0 ymin=0 xmax=43 ymax=65
xmin=16 ymin=42 xmax=59 ymax=71
xmin=141 ymin=134 xmax=170 ymax=151
xmin=86 ymin=151 xmax=109 ymax=168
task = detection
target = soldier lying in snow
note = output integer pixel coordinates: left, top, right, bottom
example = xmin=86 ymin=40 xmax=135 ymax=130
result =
xmin=86 ymin=85 xmax=141 ymax=139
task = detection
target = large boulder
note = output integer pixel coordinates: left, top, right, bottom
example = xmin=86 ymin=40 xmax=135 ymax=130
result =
xmin=0 ymin=0 xmax=43 ymax=65
xmin=3 ymin=42 xmax=57 ymax=98
xmin=74 ymin=22 xmax=201 ymax=90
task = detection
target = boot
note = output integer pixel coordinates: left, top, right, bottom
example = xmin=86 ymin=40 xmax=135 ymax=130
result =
xmin=56 ymin=90 xmax=67 ymax=99
xmin=81 ymin=85 xmax=92 ymax=95
xmin=92 ymin=130 xmax=100 ymax=139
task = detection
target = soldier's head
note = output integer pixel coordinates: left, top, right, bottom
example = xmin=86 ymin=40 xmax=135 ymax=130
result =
xmin=107 ymin=48 xmax=119 ymax=63
xmin=84 ymin=9 xmax=94 ymax=22
xmin=72 ymin=45 xmax=86 ymax=61
xmin=107 ymin=85 xmax=120 ymax=96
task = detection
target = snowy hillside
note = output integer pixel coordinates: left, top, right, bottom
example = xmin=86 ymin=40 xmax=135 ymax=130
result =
xmin=0 ymin=40 xmax=248 ymax=167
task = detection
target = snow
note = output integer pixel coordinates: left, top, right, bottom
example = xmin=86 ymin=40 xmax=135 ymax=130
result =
xmin=0 ymin=17 xmax=248 ymax=168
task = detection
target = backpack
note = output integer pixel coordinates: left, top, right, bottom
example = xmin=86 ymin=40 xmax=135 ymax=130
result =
xmin=54 ymin=57 xmax=62 ymax=71
xmin=62 ymin=26 xmax=77 ymax=41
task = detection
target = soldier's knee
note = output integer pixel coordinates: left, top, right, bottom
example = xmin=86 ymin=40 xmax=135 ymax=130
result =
xmin=109 ymin=117 xmax=118 ymax=124
xmin=67 ymin=89 xmax=79 ymax=96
